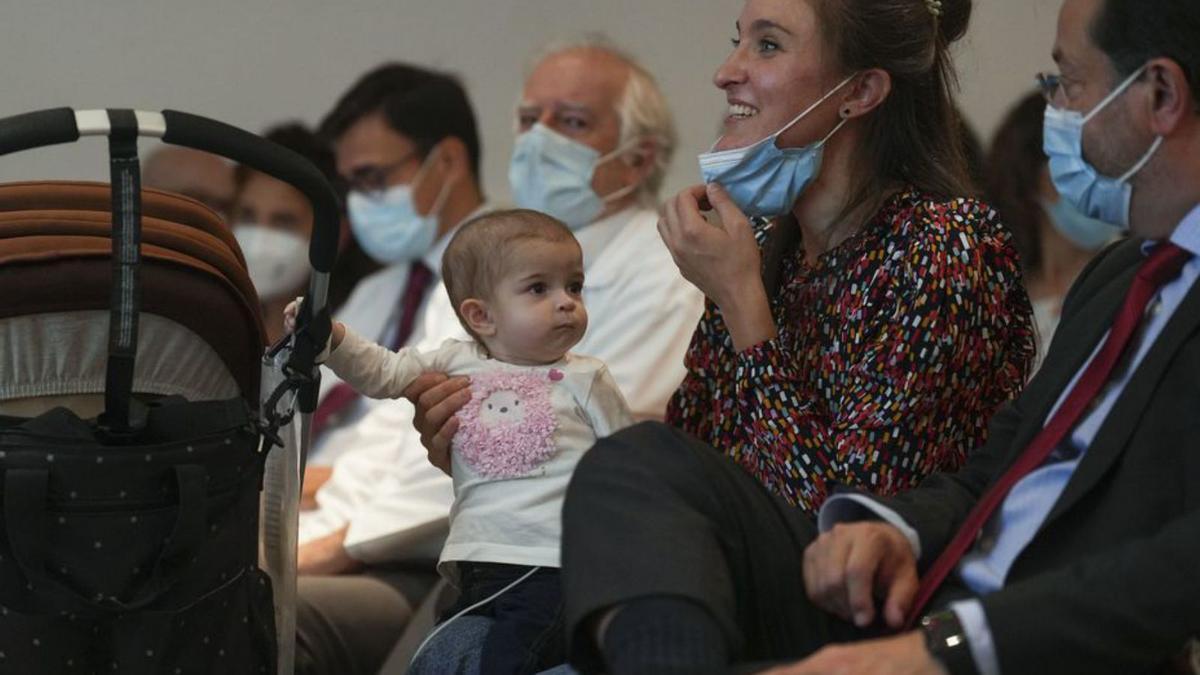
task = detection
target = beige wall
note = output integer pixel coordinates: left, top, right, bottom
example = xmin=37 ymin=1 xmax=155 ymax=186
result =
xmin=0 ymin=0 xmax=1064 ymax=202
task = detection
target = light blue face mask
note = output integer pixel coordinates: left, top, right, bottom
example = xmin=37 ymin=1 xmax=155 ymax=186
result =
xmin=508 ymin=123 xmax=638 ymax=230
xmin=698 ymin=74 xmax=855 ymax=219
xmin=347 ymin=149 xmax=453 ymax=264
xmin=1042 ymin=197 xmax=1120 ymax=250
xmin=1043 ymin=64 xmax=1163 ymax=230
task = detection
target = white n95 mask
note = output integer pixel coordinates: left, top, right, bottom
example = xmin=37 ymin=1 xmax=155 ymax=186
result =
xmin=348 ymin=150 xmax=453 ymax=264
xmin=508 ymin=123 xmax=638 ymax=229
xmin=233 ymin=224 xmax=310 ymax=302
xmin=698 ymin=74 xmax=855 ymax=219
xmin=1043 ymin=64 xmax=1162 ymax=230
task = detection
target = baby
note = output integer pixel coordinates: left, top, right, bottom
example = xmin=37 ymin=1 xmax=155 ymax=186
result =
xmin=287 ymin=208 xmax=632 ymax=673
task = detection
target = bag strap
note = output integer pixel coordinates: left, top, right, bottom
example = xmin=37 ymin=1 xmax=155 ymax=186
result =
xmin=4 ymin=464 xmax=207 ymax=614
xmin=98 ymin=109 xmax=147 ymax=437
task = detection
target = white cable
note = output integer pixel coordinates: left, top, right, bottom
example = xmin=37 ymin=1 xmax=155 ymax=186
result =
xmin=408 ymin=565 xmax=544 ymax=667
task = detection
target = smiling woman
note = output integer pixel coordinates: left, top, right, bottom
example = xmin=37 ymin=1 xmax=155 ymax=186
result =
xmin=561 ymin=0 xmax=1037 ymax=670
xmin=648 ymin=0 xmax=1034 ymax=513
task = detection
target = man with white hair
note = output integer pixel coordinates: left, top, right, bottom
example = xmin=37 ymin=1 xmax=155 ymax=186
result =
xmin=302 ymin=39 xmax=703 ymax=674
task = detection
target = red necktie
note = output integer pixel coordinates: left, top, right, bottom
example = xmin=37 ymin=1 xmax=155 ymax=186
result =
xmin=904 ymin=242 xmax=1192 ymax=627
xmin=311 ymin=262 xmax=434 ymax=437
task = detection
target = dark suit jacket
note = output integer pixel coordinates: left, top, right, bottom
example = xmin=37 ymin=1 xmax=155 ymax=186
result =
xmin=876 ymin=238 xmax=1200 ymax=674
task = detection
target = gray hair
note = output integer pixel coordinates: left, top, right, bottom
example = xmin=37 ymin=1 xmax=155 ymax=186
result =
xmin=527 ymin=35 xmax=677 ymax=201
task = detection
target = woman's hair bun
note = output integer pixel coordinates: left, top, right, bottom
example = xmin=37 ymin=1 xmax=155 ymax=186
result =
xmin=936 ymin=0 xmax=972 ymax=45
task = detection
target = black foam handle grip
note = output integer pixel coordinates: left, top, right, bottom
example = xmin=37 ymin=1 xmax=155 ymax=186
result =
xmin=0 ymin=108 xmax=81 ymax=156
xmin=160 ymin=110 xmax=339 ymax=274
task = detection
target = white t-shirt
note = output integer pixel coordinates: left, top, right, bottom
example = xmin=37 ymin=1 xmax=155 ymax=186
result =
xmin=325 ymin=328 xmax=633 ymax=577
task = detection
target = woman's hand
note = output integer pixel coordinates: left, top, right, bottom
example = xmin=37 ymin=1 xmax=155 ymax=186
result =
xmin=659 ymin=183 xmax=777 ymax=351
xmin=403 ymin=373 xmax=472 ymax=476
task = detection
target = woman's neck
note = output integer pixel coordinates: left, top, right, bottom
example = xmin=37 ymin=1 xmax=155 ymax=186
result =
xmin=788 ymin=140 xmax=889 ymax=266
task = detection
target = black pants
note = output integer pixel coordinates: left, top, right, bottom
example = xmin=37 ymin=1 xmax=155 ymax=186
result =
xmin=440 ymin=562 xmax=566 ymax=674
xmin=563 ymin=421 xmax=896 ymax=672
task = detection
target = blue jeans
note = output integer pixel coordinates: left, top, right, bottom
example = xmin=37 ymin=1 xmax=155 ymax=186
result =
xmin=407 ymin=617 xmax=578 ymax=675
xmin=408 ymin=563 xmax=565 ymax=675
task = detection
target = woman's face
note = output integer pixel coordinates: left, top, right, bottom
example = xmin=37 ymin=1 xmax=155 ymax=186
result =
xmin=232 ymin=172 xmax=314 ymax=239
xmin=713 ymin=0 xmax=844 ymax=152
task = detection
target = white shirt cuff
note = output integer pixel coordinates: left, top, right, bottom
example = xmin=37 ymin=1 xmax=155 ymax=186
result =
xmin=818 ymin=493 xmax=922 ymax=559
xmin=949 ymin=599 xmax=1000 ymax=675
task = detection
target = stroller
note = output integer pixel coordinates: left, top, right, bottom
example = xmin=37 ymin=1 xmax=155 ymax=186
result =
xmin=0 ymin=107 xmax=335 ymax=674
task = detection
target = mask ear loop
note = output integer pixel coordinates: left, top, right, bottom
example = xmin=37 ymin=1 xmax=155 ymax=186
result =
xmin=595 ymin=135 xmax=655 ymax=203
xmin=1076 ymin=63 xmax=1162 ymax=184
xmin=705 ymin=73 xmax=859 ymax=153
xmin=771 ymin=73 xmax=859 ymax=140
xmin=1082 ymin=64 xmax=1149 ymax=124
xmin=816 ymin=116 xmax=851 ymax=148
xmin=414 ymin=143 xmax=458 ymax=219
xmin=1117 ymin=135 xmax=1163 ymax=183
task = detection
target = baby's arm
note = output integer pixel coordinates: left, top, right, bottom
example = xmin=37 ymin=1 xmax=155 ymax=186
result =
xmin=582 ymin=366 xmax=635 ymax=439
xmin=324 ymin=326 xmax=432 ymax=400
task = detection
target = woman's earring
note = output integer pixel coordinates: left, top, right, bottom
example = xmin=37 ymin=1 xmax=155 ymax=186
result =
xmin=841 ymin=107 xmax=852 ymax=119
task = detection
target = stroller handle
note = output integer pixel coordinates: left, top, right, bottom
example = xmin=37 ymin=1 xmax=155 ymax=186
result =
xmin=0 ymin=106 xmax=339 ymax=278
xmin=0 ymin=106 xmax=334 ymax=418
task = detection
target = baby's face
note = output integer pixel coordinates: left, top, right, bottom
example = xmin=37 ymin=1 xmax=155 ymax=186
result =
xmin=485 ymin=238 xmax=588 ymax=365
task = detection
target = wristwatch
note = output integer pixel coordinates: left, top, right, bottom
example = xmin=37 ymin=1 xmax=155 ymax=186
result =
xmin=919 ymin=610 xmax=980 ymax=675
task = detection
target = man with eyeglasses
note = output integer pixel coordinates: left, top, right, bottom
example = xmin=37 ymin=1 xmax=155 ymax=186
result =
xmin=294 ymin=62 xmax=493 ymax=675
xmin=555 ymin=1 xmax=1200 ymax=674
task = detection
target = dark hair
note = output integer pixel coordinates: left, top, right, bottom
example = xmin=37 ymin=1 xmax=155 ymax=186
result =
xmin=813 ymin=0 xmax=975 ymax=210
xmin=235 ymin=122 xmax=380 ymax=313
xmin=319 ymin=63 xmax=482 ymax=180
xmin=235 ymin=122 xmax=345 ymax=201
xmin=1093 ymin=0 xmax=1200 ymax=105
xmin=957 ymin=108 xmax=985 ymax=193
xmin=442 ymin=209 xmax=578 ymax=339
xmin=984 ymin=92 xmax=1048 ymax=275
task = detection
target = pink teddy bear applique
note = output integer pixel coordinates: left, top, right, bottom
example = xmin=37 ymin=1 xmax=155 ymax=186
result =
xmin=454 ymin=369 xmax=560 ymax=478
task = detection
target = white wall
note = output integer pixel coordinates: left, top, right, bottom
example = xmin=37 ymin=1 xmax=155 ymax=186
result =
xmin=0 ymin=0 xmax=1063 ymax=202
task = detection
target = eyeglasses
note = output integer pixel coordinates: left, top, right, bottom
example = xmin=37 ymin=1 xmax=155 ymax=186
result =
xmin=345 ymin=152 xmax=419 ymax=197
xmin=1035 ymin=72 xmax=1065 ymax=105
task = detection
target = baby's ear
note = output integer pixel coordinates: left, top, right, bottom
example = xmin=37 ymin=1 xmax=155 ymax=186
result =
xmin=460 ymin=298 xmax=496 ymax=337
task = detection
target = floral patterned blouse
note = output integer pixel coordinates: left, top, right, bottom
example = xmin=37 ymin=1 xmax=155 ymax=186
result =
xmin=667 ymin=187 xmax=1035 ymax=514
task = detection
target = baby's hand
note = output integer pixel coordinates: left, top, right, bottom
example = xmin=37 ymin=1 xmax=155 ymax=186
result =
xmin=283 ymin=296 xmax=304 ymax=335
xmin=282 ymin=296 xmax=343 ymax=362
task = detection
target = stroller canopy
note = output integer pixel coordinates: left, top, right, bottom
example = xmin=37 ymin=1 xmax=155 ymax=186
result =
xmin=0 ymin=181 xmax=266 ymax=412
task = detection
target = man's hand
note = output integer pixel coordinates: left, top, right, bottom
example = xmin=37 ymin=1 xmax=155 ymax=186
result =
xmin=757 ymin=632 xmax=948 ymax=675
xmin=403 ymin=372 xmax=471 ymax=476
xmin=297 ymin=526 xmax=360 ymax=576
xmin=300 ymin=465 xmax=334 ymax=511
xmin=803 ymin=522 xmax=918 ymax=629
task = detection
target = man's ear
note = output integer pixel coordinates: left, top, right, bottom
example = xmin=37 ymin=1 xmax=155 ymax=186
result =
xmin=460 ymin=298 xmax=495 ymax=337
xmin=437 ymin=136 xmax=472 ymax=186
xmin=625 ymin=138 xmax=659 ymax=184
xmin=1146 ymin=57 xmax=1195 ymax=137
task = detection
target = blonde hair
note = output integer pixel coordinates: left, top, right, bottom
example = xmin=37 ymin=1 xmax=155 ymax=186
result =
xmin=441 ymin=209 xmax=579 ymax=337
